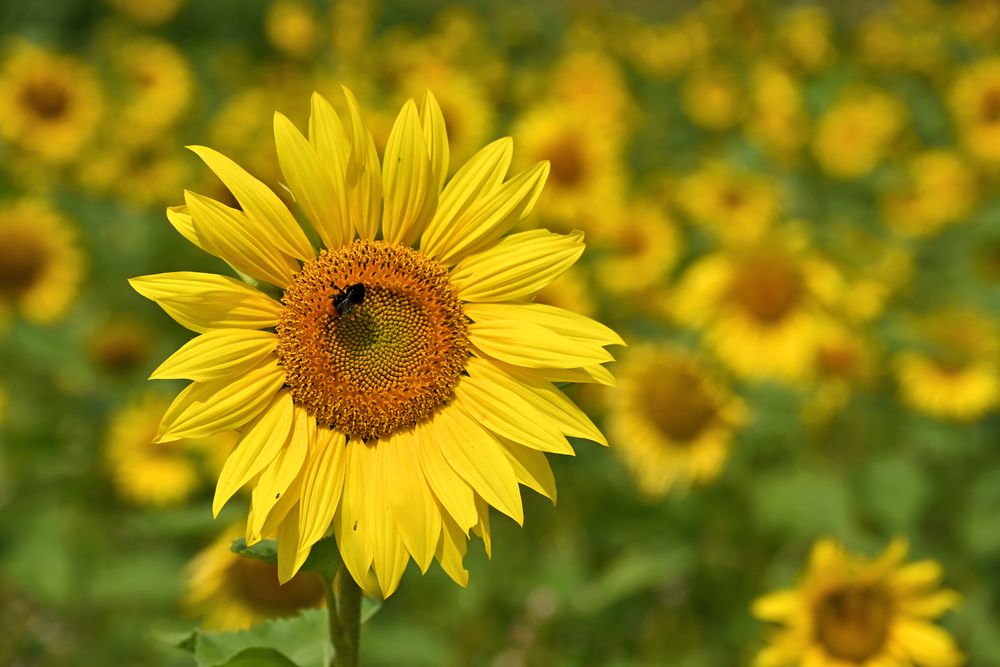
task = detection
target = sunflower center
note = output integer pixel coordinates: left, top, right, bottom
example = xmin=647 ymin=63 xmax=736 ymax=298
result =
xmin=229 ymin=558 xmax=325 ymax=614
xmin=547 ymin=136 xmax=585 ymax=186
xmin=276 ymin=240 xmax=469 ymax=440
xmin=730 ymin=252 xmax=804 ymax=323
xmin=981 ymin=87 xmax=1000 ymax=124
xmin=814 ymin=584 xmax=892 ymax=662
xmin=0 ymin=224 xmax=48 ymax=298
xmin=817 ymin=343 xmax=861 ymax=379
xmin=640 ymin=363 xmax=719 ymax=443
xmin=20 ymin=79 xmax=69 ymax=120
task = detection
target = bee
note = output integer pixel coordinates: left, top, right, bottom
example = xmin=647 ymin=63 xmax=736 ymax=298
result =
xmin=331 ymin=283 xmax=366 ymax=317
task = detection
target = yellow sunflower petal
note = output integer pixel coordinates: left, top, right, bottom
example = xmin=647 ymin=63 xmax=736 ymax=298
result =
xmin=277 ymin=504 xmax=310 ymax=584
xmin=470 ymin=319 xmax=614 ymax=369
xmin=129 ymin=272 xmax=283 ymax=334
xmin=434 ymin=404 xmax=524 ymax=525
xmin=419 ymin=90 xmax=449 ymax=191
xmin=898 ymin=590 xmax=962 ymax=617
xmin=253 ymin=470 xmax=304 ymax=545
xmin=435 ymin=510 xmax=469 ymax=587
xmin=185 ymin=191 xmax=298 ymax=288
xmin=166 ymin=205 xmax=207 ymax=252
xmin=371 ymin=439 xmax=410 ymax=598
xmin=435 ymin=161 xmax=550 ymax=266
xmin=420 ymin=137 xmax=513 ymax=258
xmin=472 ymin=495 xmax=492 ymax=558
xmin=454 ymin=371 xmax=574 ymax=455
xmin=538 ymin=364 xmax=618 ymax=386
xmin=751 ymin=589 xmax=800 ymax=621
xmin=450 ymin=230 xmax=584 ymax=302
xmin=187 ymin=145 xmax=314 ymax=261
xmin=382 ymin=429 xmax=441 ymax=572
xmin=249 ymin=407 xmax=311 ymax=537
xmin=892 ymin=618 xmax=964 ymax=667
xmin=149 ymin=329 xmax=277 ymax=381
xmin=381 ymin=99 xmax=437 ymax=246
xmin=334 ymin=437 xmax=375 ymax=587
xmin=157 ymin=358 xmax=285 ymax=444
xmin=464 ymin=302 xmax=625 ymax=348
xmin=297 ymin=427 xmax=347 ymax=551
xmin=497 ymin=437 xmax=558 ymax=503
xmin=414 ymin=421 xmax=478 ymax=533
xmin=308 ymin=92 xmax=349 ymax=173
xmin=274 ymin=111 xmax=351 ymax=250
xmin=341 ymin=86 xmax=382 ymax=240
xmin=467 ymin=356 xmax=606 ymax=445
xmin=212 ymin=389 xmax=295 ymax=516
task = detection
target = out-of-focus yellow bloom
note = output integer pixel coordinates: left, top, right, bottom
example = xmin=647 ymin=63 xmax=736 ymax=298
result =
xmin=80 ymin=140 xmax=190 ymax=208
xmin=776 ymin=6 xmax=836 ymax=73
xmin=803 ymin=323 xmax=877 ymax=425
xmin=753 ymin=538 xmax=964 ymax=667
xmin=331 ymin=0 xmax=374 ymax=60
xmin=812 ymin=89 xmax=903 ymax=179
xmin=0 ymin=199 xmax=83 ymax=326
xmin=895 ymin=310 xmax=1000 ymax=421
xmin=595 ymin=201 xmax=680 ymax=296
xmin=608 ymin=344 xmax=747 ymax=499
xmin=105 ymin=393 xmax=235 ymax=507
xmin=266 ymin=0 xmax=321 ymax=60
xmin=87 ymin=319 xmax=153 ymax=376
xmin=950 ymin=58 xmax=1000 ymax=165
xmin=746 ymin=61 xmax=808 ymax=162
xmin=534 ymin=266 xmax=596 ymax=319
xmin=681 ymin=63 xmax=741 ymax=131
xmin=676 ymin=162 xmax=780 ymax=243
xmin=549 ymin=50 xmax=632 ymax=128
xmin=882 ymin=150 xmax=978 ymax=237
xmin=671 ymin=230 xmax=842 ymax=381
xmin=0 ymin=42 xmax=102 ymax=165
xmin=106 ymin=35 xmax=192 ymax=145
xmin=951 ymin=0 xmax=1000 ymax=46
xmin=824 ymin=227 xmax=913 ymax=324
xmin=624 ymin=19 xmax=701 ymax=80
xmin=512 ymin=102 xmax=626 ymax=234
xmin=106 ymin=0 xmax=184 ymax=25
xmin=185 ymin=525 xmax=326 ymax=631
xmin=857 ymin=13 xmax=909 ymax=71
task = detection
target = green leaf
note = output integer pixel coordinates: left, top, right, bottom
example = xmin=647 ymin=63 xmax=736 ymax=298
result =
xmin=858 ymin=458 xmax=928 ymax=531
xmin=230 ymin=538 xmax=278 ymax=565
xmin=574 ymin=544 xmax=694 ymax=614
xmin=230 ymin=536 xmax=341 ymax=575
xmin=752 ymin=468 xmax=855 ymax=539
xmin=173 ymin=608 xmax=333 ymax=667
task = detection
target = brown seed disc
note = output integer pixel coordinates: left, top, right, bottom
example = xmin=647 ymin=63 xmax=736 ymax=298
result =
xmin=276 ymin=240 xmax=469 ymax=440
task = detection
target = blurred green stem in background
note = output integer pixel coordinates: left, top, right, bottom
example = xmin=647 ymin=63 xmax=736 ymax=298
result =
xmin=322 ymin=567 xmax=362 ymax=667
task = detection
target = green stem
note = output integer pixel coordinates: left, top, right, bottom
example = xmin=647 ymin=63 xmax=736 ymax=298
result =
xmin=321 ymin=567 xmax=362 ymax=667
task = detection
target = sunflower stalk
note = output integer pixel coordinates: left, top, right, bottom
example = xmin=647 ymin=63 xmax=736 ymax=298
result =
xmin=322 ymin=567 xmax=362 ymax=667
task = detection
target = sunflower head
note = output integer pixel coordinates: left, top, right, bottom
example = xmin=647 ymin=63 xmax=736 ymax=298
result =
xmin=132 ymin=87 xmax=621 ymax=597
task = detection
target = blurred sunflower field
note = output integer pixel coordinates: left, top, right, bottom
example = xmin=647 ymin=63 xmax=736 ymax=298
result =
xmin=2 ymin=0 xmax=1000 ymax=665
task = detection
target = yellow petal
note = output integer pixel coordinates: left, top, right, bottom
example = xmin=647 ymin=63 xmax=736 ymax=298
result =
xmin=454 ymin=364 xmax=574 ymax=454
xmin=892 ymin=618 xmax=964 ymax=667
xmin=469 ymin=319 xmax=613 ymax=369
xmin=274 ymin=111 xmax=351 ymax=250
xmin=381 ymin=99 xmax=437 ymax=246
xmin=277 ymin=504 xmax=311 ymax=583
xmin=898 ymin=590 xmax=962 ymax=617
xmin=166 ymin=205 xmax=208 ymax=252
xmin=382 ymin=429 xmax=441 ymax=573
xmin=434 ymin=404 xmax=524 ymax=525
xmin=496 ymin=437 xmax=557 ymax=503
xmin=536 ymin=364 xmax=617 ymax=386
xmin=187 ymin=145 xmax=314 ymax=261
xmin=150 ymin=329 xmax=277 ymax=381
xmin=450 ymin=230 xmax=584 ymax=302
xmin=472 ymin=495 xmax=492 ymax=559
xmin=420 ymin=137 xmax=512 ymax=259
xmin=251 ymin=465 xmax=305 ymax=545
xmin=249 ymin=407 xmax=311 ymax=537
xmin=334 ymin=437 xmax=375 ymax=587
xmin=341 ymin=86 xmax=382 ymax=240
xmin=751 ymin=590 xmax=800 ymax=621
xmin=464 ymin=302 xmax=625 ymax=348
xmin=435 ymin=161 xmax=550 ymax=266
xmin=212 ymin=390 xmax=294 ymax=515
xmin=419 ymin=90 xmax=449 ymax=190
xmin=308 ymin=92 xmax=349 ymax=177
xmin=414 ymin=421 xmax=478 ymax=533
xmin=469 ymin=358 xmax=606 ymax=445
xmin=297 ymin=427 xmax=347 ymax=551
xmin=157 ymin=358 xmax=285 ymax=444
xmin=371 ymin=439 xmax=410 ymax=598
xmin=435 ymin=510 xmax=469 ymax=587
xmin=129 ymin=272 xmax=283 ymax=334
xmin=185 ymin=191 xmax=298 ymax=287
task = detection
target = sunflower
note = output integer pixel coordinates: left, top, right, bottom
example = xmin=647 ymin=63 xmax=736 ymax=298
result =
xmin=895 ymin=310 xmax=999 ymax=421
xmin=746 ymin=60 xmax=808 ymax=163
xmin=676 ymin=161 xmax=780 ymax=243
xmin=0 ymin=42 xmax=102 ymax=164
xmin=0 ymin=199 xmax=84 ymax=326
xmin=812 ymin=89 xmax=903 ymax=179
xmin=681 ymin=63 xmax=742 ymax=131
xmin=949 ymin=58 xmax=1000 ymax=165
xmin=776 ymin=6 xmax=836 ymax=73
xmin=185 ymin=525 xmax=326 ymax=631
xmin=594 ymin=200 xmax=681 ymax=296
xmin=881 ymin=150 xmax=978 ymax=238
xmin=88 ymin=318 xmax=152 ymax=375
xmin=753 ymin=538 xmax=964 ymax=667
xmin=608 ymin=344 xmax=747 ymax=499
xmin=265 ymin=0 xmax=321 ymax=60
xmin=803 ymin=323 xmax=877 ymax=425
xmin=106 ymin=0 xmax=184 ymax=25
xmin=131 ymin=89 xmax=621 ymax=597
xmin=105 ymin=392 xmax=235 ymax=507
xmin=671 ymin=230 xmax=841 ymax=382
